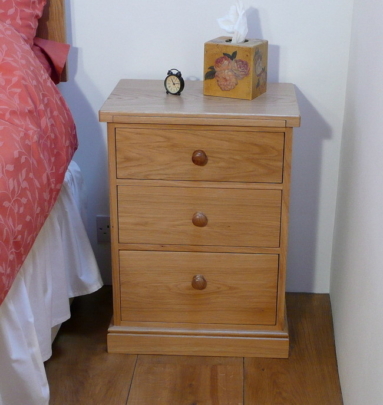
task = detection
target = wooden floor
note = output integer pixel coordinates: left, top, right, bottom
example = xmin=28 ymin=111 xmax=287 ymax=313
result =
xmin=45 ymin=287 xmax=343 ymax=404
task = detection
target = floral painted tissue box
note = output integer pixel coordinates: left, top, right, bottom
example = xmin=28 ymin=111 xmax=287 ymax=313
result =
xmin=203 ymin=36 xmax=268 ymax=100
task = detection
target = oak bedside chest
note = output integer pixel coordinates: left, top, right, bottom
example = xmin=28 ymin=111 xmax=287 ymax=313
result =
xmin=99 ymin=79 xmax=300 ymax=358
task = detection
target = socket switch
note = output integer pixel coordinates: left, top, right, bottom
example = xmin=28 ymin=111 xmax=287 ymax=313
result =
xmin=96 ymin=215 xmax=111 ymax=243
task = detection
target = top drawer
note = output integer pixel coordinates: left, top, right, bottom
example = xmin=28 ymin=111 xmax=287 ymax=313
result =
xmin=115 ymin=127 xmax=284 ymax=183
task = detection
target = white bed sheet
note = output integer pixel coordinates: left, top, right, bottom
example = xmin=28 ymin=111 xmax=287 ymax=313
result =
xmin=0 ymin=161 xmax=103 ymax=405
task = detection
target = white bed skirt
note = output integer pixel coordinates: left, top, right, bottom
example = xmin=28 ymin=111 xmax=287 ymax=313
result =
xmin=0 ymin=161 xmax=103 ymax=405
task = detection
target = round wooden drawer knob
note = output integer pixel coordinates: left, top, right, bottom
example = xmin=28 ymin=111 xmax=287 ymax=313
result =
xmin=192 ymin=212 xmax=208 ymax=227
xmin=192 ymin=150 xmax=208 ymax=166
xmin=192 ymin=275 xmax=207 ymax=290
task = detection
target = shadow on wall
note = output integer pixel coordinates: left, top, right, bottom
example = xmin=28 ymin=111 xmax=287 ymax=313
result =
xmin=247 ymin=7 xmax=279 ymax=83
xmin=60 ymin=4 xmax=333 ymax=290
xmin=59 ymin=47 xmax=111 ymax=285
xmin=287 ymin=88 xmax=332 ymax=292
xmin=247 ymin=7 xmax=332 ymax=291
xmin=58 ymin=0 xmax=111 ymax=285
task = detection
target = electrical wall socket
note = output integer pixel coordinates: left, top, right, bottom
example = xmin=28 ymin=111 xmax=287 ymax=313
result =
xmin=96 ymin=215 xmax=111 ymax=243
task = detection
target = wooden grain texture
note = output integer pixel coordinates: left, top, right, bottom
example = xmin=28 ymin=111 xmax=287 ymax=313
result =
xmin=276 ymin=128 xmax=294 ymax=328
xmin=37 ymin=0 xmax=68 ymax=81
xmin=117 ymin=185 xmax=282 ymax=248
xmin=102 ymin=80 xmax=300 ymax=357
xmin=99 ymin=80 xmax=301 ymax=127
xmin=244 ymin=294 xmax=343 ymax=404
xmin=119 ymin=251 xmax=278 ymax=325
xmin=46 ymin=289 xmax=343 ymax=404
xmin=116 ymin=127 xmax=284 ymax=183
xmin=115 ymin=243 xmax=281 ymax=255
xmin=107 ymin=330 xmax=289 ymax=358
xmin=116 ymin=178 xmax=284 ymax=191
xmin=127 ymin=355 xmax=244 ymax=405
xmin=107 ymin=124 xmax=122 ymax=325
xmin=112 ymin=318 xmax=287 ymax=334
xmin=45 ymin=287 xmax=136 ymax=405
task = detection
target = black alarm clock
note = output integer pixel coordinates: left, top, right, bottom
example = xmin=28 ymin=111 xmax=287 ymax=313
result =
xmin=164 ymin=69 xmax=184 ymax=95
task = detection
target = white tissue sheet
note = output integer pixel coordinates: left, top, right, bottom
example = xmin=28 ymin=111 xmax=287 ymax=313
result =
xmin=0 ymin=161 xmax=103 ymax=405
xmin=217 ymin=0 xmax=248 ymax=44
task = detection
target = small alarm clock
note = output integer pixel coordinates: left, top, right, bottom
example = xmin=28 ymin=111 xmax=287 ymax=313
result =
xmin=164 ymin=69 xmax=184 ymax=95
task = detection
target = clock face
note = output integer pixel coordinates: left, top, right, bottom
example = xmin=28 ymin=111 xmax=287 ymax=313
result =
xmin=165 ymin=75 xmax=182 ymax=94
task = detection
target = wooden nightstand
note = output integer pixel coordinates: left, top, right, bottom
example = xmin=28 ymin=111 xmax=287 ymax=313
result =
xmin=99 ymin=79 xmax=300 ymax=358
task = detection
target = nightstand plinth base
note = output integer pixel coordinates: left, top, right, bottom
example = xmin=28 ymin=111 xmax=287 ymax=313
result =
xmin=107 ymin=317 xmax=289 ymax=359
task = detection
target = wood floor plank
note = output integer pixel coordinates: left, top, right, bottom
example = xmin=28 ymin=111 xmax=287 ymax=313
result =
xmin=45 ymin=289 xmax=343 ymax=404
xmin=244 ymin=293 xmax=343 ymax=404
xmin=45 ymin=287 xmax=136 ymax=405
xmin=127 ymin=355 xmax=244 ymax=405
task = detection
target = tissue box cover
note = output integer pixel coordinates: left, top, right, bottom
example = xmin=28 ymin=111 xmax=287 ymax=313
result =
xmin=203 ymin=36 xmax=268 ymax=100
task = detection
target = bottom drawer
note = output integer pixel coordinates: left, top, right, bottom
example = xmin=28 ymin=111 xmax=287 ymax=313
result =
xmin=119 ymin=251 xmax=278 ymax=326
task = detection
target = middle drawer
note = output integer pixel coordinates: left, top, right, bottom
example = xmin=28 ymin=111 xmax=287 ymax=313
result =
xmin=117 ymin=185 xmax=281 ymax=248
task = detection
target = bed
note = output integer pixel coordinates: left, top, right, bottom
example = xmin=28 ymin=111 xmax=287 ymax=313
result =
xmin=0 ymin=1 xmax=103 ymax=404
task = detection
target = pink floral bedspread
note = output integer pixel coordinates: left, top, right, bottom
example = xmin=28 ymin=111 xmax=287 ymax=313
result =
xmin=0 ymin=21 xmax=78 ymax=304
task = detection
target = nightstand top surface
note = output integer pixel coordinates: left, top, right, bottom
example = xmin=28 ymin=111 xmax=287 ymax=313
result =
xmin=99 ymin=79 xmax=300 ymax=128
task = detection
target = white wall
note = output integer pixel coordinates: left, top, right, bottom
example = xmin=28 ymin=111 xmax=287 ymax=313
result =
xmin=57 ymin=0 xmax=383 ymax=401
xmin=60 ymin=0 xmax=353 ymax=290
xmin=331 ymin=0 xmax=383 ymax=403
